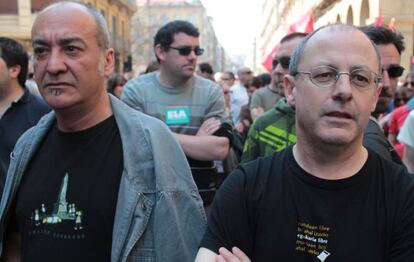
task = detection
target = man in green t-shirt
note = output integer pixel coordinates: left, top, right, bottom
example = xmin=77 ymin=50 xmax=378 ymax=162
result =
xmin=242 ymin=33 xmax=306 ymax=163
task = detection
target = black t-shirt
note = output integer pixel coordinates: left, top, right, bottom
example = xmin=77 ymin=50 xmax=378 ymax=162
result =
xmin=201 ymin=146 xmax=414 ymax=261
xmin=14 ymin=115 xmax=123 ymax=262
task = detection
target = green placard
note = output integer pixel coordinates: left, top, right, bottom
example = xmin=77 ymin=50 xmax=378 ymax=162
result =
xmin=165 ymin=107 xmax=190 ymax=125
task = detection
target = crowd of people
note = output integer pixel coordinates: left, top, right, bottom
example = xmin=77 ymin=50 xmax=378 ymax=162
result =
xmin=1 ymin=1 xmax=414 ymax=261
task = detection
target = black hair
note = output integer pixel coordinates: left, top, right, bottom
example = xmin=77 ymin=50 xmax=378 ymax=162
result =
xmin=280 ymin=32 xmax=308 ymax=44
xmin=258 ymin=73 xmax=271 ymax=86
xmin=246 ymin=76 xmax=262 ymax=89
xmin=223 ymin=71 xmax=235 ymax=80
xmin=359 ymin=25 xmax=405 ymax=54
xmin=153 ymin=20 xmax=199 ymax=62
xmin=144 ymin=60 xmax=160 ymax=74
xmin=106 ymin=74 xmax=126 ymax=95
xmin=0 ymin=37 xmax=29 ymax=88
xmin=198 ymin=62 xmax=213 ymax=75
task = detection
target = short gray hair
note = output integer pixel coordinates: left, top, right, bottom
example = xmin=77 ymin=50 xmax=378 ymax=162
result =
xmin=289 ymin=24 xmax=382 ymax=77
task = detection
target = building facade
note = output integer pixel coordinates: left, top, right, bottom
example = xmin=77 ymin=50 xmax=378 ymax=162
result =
xmin=258 ymin=0 xmax=414 ymax=74
xmin=0 ymin=0 xmax=136 ymax=73
xmin=131 ymin=0 xmax=232 ymax=76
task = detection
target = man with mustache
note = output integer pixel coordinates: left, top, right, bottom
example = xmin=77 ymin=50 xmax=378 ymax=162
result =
xmin=360 ymin=25 xmax=405 ymax=164
xmin=195 ymin=24 xmax=414 ymax=261
xmin=0 ymin=3 xmax=205 ymax=261
xmin=122 ymin=21 xmax=232 ymax=205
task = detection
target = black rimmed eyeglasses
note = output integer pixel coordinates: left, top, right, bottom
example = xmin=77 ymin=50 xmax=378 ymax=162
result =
xmin=295 ymin=65 xmax=381 ymax=90
xmin=168 ymin=46 xmax=204 ymax=56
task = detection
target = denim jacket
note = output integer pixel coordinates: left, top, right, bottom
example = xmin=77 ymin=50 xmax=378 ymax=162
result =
xmin=0 ymin=95 xmax=206 ymax=261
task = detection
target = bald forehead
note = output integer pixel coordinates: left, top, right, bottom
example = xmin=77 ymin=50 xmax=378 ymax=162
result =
xmin=309 ymin=25 xmax=376 ymax=54
xmin=279 ymin=37 xmax=303 ymax=56
xmin=310 ymin=25 xmax=366 ymax=45
xmin=33 ymin=2 xmax=96 ymax=33
xmin=238 ymin=67 xmax=251 ymax=74
xmin=305 ymin=25 xmax=379 ymax=67
xmin=41 ymin=1 xmax=89 ymax=15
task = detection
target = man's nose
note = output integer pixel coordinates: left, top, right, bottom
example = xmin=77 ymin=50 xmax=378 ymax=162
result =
xmin=380 ymin=70 xmax=391 ymax=89
xmin=46 ymin=50 xmax=67 ymax=74
xmin=273 ymin=63 xmax=288 ymax=76
xmin=332 ymin=73 xmax=353 ymax=101
xmin=187 ymin=49 xmax=197 ymax=60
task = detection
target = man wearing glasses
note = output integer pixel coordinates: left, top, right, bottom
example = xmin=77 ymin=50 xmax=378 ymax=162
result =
xmin=122 ymin=20 xmax=232 ymax=205
xmin=241 ymin=33 xmax=306 ymax=163
xmin=360 ymin=25 xmax=406 ymax=164
xmin=196 ymin=24 xmax=414 ymax=261
xmin=250 ymin=32 xmax=307 ymax=121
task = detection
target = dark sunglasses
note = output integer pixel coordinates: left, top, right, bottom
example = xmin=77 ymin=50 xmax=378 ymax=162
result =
xmin=404 ymin=81 xmax=414 ymax=87
xmin=382 ymin=65 xmax=405 ymax=78
xmin=169 ymin=46 xmax=204 ymax=56
xmin=272 ymin=56 xmax=291 ymax=70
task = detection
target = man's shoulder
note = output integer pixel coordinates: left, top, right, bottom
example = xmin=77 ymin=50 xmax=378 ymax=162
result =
xmin=125 ymin=72 xmax=157 ymax=89
xmin=193 ymin=75 xmax=220 ymax=91
xmin=12 ymin=112 xmax=54 ymax=151
xmin=375 ymin=150 xmax=414 ymax=192
xmin=23 ymin=90 xmax=49 ymax=110
xmin=367 ymin=147 xmax=406 ymax=176
xmin=254 ymin=86 xmax=270 ymax=96
xmin=390 ymin=105 xmax=408 ymax=120
xmin=122 ymin=73 xmax=159 ymax=104
xmin=111 ymin=95 xmax=163 ymax=127
xmin=230 ymin=83 xmax=243 ymax=91
xmin=235 ymin=148 xmax=289 ymax=185
xmin=364 ymin=117 xmax=382 ymax=135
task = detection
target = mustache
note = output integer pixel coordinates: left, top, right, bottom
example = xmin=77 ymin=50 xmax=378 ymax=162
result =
xmin=321 ymin=105 xmax=357 ymax=120
xmin=42 ymin=76 xmax=74 ymax=87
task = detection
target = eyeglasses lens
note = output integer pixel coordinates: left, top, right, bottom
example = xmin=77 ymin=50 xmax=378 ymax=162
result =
xmin=170 ymin=46 xmax=204 ymax=56
xmin=308 ymin=66 xmax=376 ymax=89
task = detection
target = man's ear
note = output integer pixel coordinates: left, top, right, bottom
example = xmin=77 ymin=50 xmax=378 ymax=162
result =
xmin=284 ymin=74 xmax=296 ymax=107
xmin=103 ymin=48 xmax=115 ymax=77
xmin=371 ymin=84 xmax=382 ymax=112
xmin=8 ymin=65 xmax=21 ymax=80
xmin=154 ymin=44 xmax=166 ymax=62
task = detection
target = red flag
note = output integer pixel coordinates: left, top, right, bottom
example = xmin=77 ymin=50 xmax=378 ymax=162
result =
xmin=374 ymin=8 xmax=384 ymax=26
xmin=288 ymin=10 xmax=314 ymax=34
xmin=262 ymin=11 xmax=314 ymax=72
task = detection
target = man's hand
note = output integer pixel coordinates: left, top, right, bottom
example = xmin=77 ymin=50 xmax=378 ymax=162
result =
xmin=197 ymin=118 xmax=221 ymax=136
xmin=216 ymin=247 xmax=251 ymax=262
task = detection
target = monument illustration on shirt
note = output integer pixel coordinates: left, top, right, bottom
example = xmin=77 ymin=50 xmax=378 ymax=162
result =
xmin=31 ymin=173 xmax=83 ymax=230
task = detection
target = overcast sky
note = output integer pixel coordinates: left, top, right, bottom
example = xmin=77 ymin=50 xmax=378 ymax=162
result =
xmin=200 ymin=0 xmax=261 ymax=57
